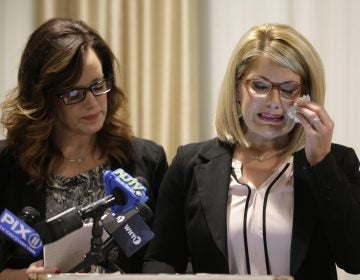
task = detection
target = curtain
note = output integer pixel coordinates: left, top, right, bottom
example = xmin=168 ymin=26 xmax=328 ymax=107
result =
xmin=34 ymin=0 xmax=200 ymax=160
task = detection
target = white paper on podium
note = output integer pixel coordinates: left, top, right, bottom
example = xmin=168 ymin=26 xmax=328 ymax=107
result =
xmin=43 ymin=222 xmax=109 ymax=272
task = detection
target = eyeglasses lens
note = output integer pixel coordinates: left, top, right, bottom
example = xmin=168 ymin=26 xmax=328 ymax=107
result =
xmin=247 ymin=79 xmax=302 ymax=100
xmin=59 ymin=78 xmax=112 ymax=105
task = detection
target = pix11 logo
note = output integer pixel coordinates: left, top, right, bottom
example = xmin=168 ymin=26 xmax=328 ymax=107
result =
xmin=0 ymin=209 xmax=43 ymax=256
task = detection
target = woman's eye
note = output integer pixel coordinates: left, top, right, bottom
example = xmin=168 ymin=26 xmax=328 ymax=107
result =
xmin=93 ymin=85 xmax=104 ymax=91
xmin=281 ymin=85 xmax=297 ymax=94
xmin=252 ymin=81 xmax=269 ymax=90
xmin=68 ymin=90 xmax=81 ymax=98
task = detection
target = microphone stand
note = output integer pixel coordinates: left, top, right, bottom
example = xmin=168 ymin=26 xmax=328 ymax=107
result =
xmin=68 ymin=204 xmax=115 ymax=273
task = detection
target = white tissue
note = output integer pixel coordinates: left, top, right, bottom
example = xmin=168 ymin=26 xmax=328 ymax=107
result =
xmin=287 ymin=94 xmax=311 ymax=123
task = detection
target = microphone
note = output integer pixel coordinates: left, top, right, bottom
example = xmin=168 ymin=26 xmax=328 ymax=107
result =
xmin=103 ymin=173 xmax=154 ymax=256
xmin=67 ymin=203 xmax=154 ymax=273
xmin=34 ymin=187 xmax=129 ymax=245
xmin=102 ymin=204 xmax=154 ymax=263
xmin=103 ymin=168 xmax=149 ymax=215
xmin=101 ymin=201 xmax=155 ymax=258
xmin=0 ymin=207 xmax=42 ymax=270
xmin=35 ymin=170 xmax=150 ymax=245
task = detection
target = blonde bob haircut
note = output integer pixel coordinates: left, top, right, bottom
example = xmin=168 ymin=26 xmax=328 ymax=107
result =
xmin=215 ymin=23 xmax=325 ymax=155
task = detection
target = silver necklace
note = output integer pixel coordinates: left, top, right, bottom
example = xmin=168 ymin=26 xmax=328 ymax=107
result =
xmin=65 ymin=152 xmax=90 ymax=164
xmin=62 ymin=146 xmax=94 ymax=164
xmin=67 ymin=157 xmax=85 ymax=163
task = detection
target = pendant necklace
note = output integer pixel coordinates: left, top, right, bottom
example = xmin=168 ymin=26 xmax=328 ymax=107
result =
xmin=65 ymin=151 xmax=91 ymax=164
xmin=67 ymin=157 xmax=85 ymax=164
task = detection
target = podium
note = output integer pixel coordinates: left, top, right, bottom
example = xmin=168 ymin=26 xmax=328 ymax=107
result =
xmin=41 ymin=274 xmax=294 ymax=280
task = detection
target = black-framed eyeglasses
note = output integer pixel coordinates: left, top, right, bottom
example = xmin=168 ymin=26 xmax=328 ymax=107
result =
xmin=244 ymin=78 xmax=304 ymax=100
xmin=57 ymin=77 xmax=113 ymax=105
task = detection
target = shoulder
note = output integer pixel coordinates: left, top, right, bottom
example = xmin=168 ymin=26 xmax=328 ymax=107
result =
xmin=330 ymin=143 xmax=359 ymax=164
xmin=0 ymin=138 xmax=10 ymax=154
xmin=128 ymin=136 xmax=168 ymax=176
xmin=131 ymin=136 xmax=167 ymax=160
xmin=110 ymin=136 xmax=167 ymax=174
xmin=0 ymin=139 xmax=6 ymax=151
xmin=171 ymin=137 xmax=233 ymax=166
xmin=177 ymin=137 xmax=232 ymax=156
xmin=181 ymin=137 xmax=219 ymax=150
xmin=0 ymin=139 xmax=17 ymax=165
xmin=0 ymin=140 xmax=40 ymax=214
xmin=330 ymin=143 xmax=357 ymax=154
xmin=132 ymin=136 xmax=164 ymax=151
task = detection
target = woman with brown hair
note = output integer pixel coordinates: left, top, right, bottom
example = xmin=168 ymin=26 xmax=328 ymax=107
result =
xmin=0 ymin=18 xmax=167 ymax=279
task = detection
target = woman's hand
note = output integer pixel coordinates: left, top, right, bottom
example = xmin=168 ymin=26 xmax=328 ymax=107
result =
xmin=0 ymin=260 xmax=60 ymax=280
xmin=295 ymin=99 xmax=334 ymax=166
xmin=26 ymin=260 xmax=60 ymax=279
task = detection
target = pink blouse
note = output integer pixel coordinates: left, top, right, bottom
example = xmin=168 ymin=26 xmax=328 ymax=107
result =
xmin=227 ymin=157 xmax=294 ymax=275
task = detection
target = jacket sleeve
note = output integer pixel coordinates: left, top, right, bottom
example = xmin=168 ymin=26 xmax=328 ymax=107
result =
xmin=308 ymin=145 xmax=360 ymax=273
xmin=109 ymin=137 xmax=169 ymax=273
xmin=143 ymin=145 xmax=189 ymax=273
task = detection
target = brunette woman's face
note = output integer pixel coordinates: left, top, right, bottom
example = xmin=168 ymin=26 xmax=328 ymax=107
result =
xmin=55 ymin=48 xmax=108 ymax=138
xmin=238 ymin=56 xmax=301 ymax=144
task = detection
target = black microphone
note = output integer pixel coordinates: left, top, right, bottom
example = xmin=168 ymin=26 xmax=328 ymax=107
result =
xmin=0 ymin=207 xmax=41 ymax=271
xmin=85 ymin=175 xmax=152 ymax=266
xmin=101 ymin=201 xmax=155 ymax=258
xmin=67 ymin=203 xmax=154 ymax=273
xmin=34 ymin=187 xmax=127 ymax=245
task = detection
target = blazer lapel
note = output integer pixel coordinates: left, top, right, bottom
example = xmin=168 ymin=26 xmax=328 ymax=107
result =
xmin=190 ymin=141 xmax=317 ymax=273
xmin=194 ymin=140 xmax=233 ymax=260
xmin=291 ymin=150 xmax=317 ymax=275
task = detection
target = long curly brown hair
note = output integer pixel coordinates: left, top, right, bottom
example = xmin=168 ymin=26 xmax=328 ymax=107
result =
xmin=1 ymin=18 xmax=133 ymax=186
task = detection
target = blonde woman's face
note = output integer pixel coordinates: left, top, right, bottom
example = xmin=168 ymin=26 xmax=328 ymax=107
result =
xmin=238 ymin=56 xmax=300 ymax=144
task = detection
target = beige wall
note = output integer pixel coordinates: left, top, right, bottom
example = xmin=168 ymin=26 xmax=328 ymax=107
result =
xmin=0 ymin=0 xmax=35 ymax=138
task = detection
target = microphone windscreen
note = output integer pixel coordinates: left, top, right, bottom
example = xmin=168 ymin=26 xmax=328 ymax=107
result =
xmin=20 ymin=207 xmax=41 ymax=224
xmin=35 ymin=207 xmax=83 ymax=245
xmin=135 ymin=177 xmax=149 ymax=189
xmin=112 ymin=187 xmax=128 ymax=205
xmin=103 ymin=169 xmax=149 ymax=215
xmin=135 ymin=204 xmax=153 ymax=222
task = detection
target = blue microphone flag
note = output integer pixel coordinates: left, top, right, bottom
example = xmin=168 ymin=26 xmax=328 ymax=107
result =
xmin=0 ymin=209 xmax=43 ymax=256
xmin=103 ymin=168 xmax=148 ymax=215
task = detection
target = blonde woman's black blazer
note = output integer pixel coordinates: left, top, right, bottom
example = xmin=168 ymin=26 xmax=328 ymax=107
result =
xmin=143 ymin=137 xmax=360 ymax=280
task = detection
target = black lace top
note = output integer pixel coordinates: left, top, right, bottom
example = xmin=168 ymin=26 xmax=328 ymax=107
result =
xmin=46 ymin=164 xmax=110 ymax=219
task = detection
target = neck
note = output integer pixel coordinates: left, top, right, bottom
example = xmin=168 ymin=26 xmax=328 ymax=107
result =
xmin=244 ymin=148 xmax=286 ymax=162
xmin=244 ymin=133 xmax=290 ymax=153
xmin=238 ymin=140 xmax=288 ymax=163
xmin=56 ymin=136 xmax=97 ymax=164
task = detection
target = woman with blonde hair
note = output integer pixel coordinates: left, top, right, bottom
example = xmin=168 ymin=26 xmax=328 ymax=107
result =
xmin=143 ymin=23 xmax=360 ymax=280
